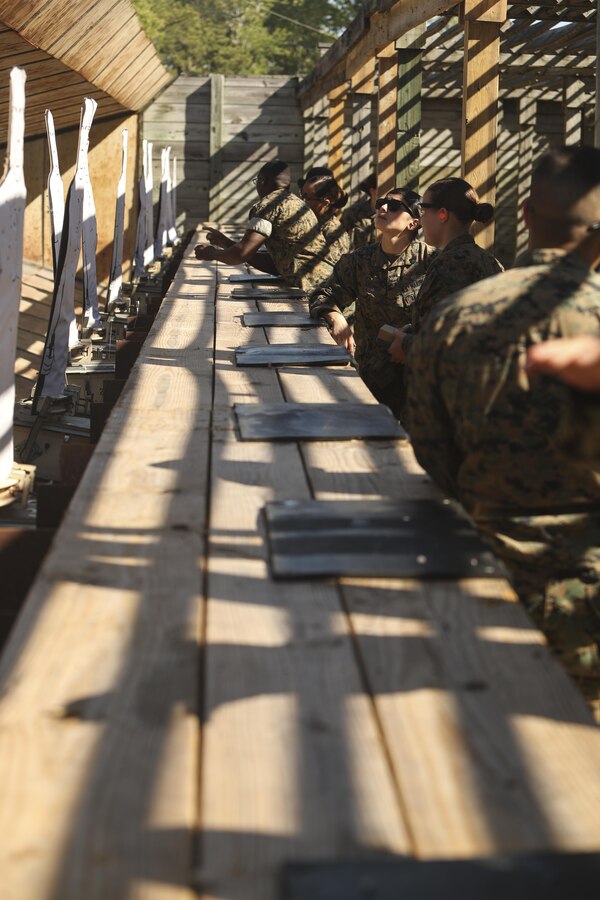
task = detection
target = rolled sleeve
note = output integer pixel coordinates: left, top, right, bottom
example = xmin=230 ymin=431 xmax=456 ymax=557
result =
xmin=247 ymin=217 xmax=273 ymax=238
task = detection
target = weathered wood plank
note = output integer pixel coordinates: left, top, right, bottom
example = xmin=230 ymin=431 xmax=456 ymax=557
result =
xmin=0 ymin=240 xmax=214 ymax=899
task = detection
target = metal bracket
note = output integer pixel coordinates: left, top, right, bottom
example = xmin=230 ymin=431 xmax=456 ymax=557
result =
xmin=0 ymin=462 xmax=36 ymax=509
xmin=242 ymin=312 xmax=324 ymax=328
xmin=264 ymin=498 xmax=505 ymax=579
xmin=235 ymin=403 xmax=404 ymax=441
xmin=228 ymin=273 xmax=285 ymax=283
xmin=235 ymin=344 xmax=351 ymax=367
xmin=282 ymin=853 xmax=600 ymax=900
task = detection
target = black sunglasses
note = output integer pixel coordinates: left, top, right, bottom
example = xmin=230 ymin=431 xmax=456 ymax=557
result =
xmin=588 ymin=221 xmax=600 ymax=233
xmin=375 ymin=197 xmax=413 ymax=214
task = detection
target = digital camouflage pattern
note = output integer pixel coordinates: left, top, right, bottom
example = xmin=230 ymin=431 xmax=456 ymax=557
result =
xmin=249 ymin=188 xmax=336 ymax=292
xmin=403 ymin=233 xmax=503 ymax=355
xmin=404 ymin=248 xmax=600 ymax=696
xmin=341 ymin=195 xmax=376 ymax=249
xmin=319 ymin=212 xmax=350 ymax=264
xmin=309 ymin=239 xmax=430 ymax=415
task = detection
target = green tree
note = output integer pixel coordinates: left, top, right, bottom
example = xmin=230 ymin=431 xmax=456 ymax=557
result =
xmin=132 ymin=0 xmax=364 ymax=76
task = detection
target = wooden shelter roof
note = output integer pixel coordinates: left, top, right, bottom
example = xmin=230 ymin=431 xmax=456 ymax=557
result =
xmin=297 ymin=0 xmax=598 ymax=107
xmin=0 ymin=0 xmax=172 ymax=138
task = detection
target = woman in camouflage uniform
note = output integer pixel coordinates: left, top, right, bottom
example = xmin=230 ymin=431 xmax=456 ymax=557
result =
xmin=301 ymin=173 xmax=350 ymax=265
xmin=309 ymin=187 xmax=430 ymax=417
xmin=388 ymin=177 xmax=503 ymax=362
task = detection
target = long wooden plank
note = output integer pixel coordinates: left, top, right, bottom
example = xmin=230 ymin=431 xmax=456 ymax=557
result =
xmin=0 ymin=242 xmax=213 ymax=898
xmin=198 ymin=262 xmax=411 ymax=900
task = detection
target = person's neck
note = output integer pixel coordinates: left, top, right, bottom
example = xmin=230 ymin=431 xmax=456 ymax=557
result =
xmin=380 ymin=231 xmax=412 ymax=255
xmin=437 ymin=223 xmax=471 ymax=251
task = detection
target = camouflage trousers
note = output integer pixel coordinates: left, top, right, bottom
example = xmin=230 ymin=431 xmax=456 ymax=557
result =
xmin=477 ymin=512 xmax=600 ymax=721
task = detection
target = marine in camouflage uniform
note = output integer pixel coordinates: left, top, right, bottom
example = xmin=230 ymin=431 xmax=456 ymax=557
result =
xmin=404 ymin=248 xmax=600 ymax=697
xmin=341 ymin=195 xmax=376 ymax=248
xmin=248 ymin=188 xmax=336 ymax=293
xmin=402 ymin=233 xmax=503 ymax=355
xmin=319 ymin=211 xmax=350 ymax=264
xmin=309 ymin=239 xmax=430 ymax=416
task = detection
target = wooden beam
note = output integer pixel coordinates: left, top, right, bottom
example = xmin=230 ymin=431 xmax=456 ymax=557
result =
xmin=298 ymin=0 xmax=458 ymax=107
xmin=461 ymin=2 xmax=506 ymax=249
xmin=328 ymin=84 xmax=348 ymax=185
xmin=516 ymin=95 xmax=536 ymax=258
xmin=377 ymin=51 xmax=398 ymax=196
xmin=597 ymin=0 xmax=600 ymax=147
xmin=396 ymin=25 xmax=425 ymax=191
xmin=349 ymin=93 xmax=373 ymax=191
xmin=462 ymin=0 xmax=508 ymax=22
xmin=209 ymin=73 xmax=224 ymax=221
xmin=563 ymin=77 xmax=586 ymax=145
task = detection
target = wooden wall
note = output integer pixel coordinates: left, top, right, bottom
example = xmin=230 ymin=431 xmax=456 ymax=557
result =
xmin=304 ymin=93 xmax=594 ymax=267
xmin=143 ymin=75 xmax=305 ymax=227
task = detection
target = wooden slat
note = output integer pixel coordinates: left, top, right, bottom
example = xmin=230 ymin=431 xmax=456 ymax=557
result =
xmin=0 ymin=245 xmax=212 ymax=898
xmin=377 ymin=51 xmax=398 ymax=196
xmin=461 ymin=8 xmax=504 ymax=248
xmin=0 ymin=2 xmax=170 ymax=112
xmin=327 ymin=84 xmax=347 ymax=185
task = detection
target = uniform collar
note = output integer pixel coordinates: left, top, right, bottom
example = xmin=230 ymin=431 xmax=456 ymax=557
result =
xmin=375 ymin=239 xmax=420 ymax=265
xmin=440 ymin=233 xmax=476 ymax=253
xmin=514 ymin=248 xmax=597 ymax=277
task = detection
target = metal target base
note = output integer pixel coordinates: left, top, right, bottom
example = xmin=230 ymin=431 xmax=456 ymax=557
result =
xmin=228 ymin=273 xmax=285 ymax=283
xmin=235 ymin=403 xmax=404 ymax=441
xmin=281 ymin=853 xmax=600 ymax=900
xmin=242 ymin=312 xmax=324 ymax=328
xmin=235 ymin=344 xmax=351 ymax=367
xmin=264 ymin=498 xmax=504 ymax=579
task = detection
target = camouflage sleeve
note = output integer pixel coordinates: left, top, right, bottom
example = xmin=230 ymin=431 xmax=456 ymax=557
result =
xmin=308 ymin=251 xmax=359 ymax=320
xmin=403 ymin=317 xmax=463 ymax=500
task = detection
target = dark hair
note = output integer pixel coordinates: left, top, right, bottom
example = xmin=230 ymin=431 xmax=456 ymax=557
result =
xmin=425 ymin=177 xmax=494 ymax=224
xmin=358 ymin=173 xmax=377 ymax=194
xmin=387 ymin=187 xmax=421 ymax=218
xmin=257 ymin=159 xmax=290 ymax=187
xmin=302 ymin=174 xmax=348 ymax=210
xmin=298 ymin=165 xmax=333 ymax=190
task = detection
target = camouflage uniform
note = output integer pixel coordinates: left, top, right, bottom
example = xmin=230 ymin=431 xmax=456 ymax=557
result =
xmin=309 ymin=240 xmax=430 ymax=416
xmin=404 ymin=248 xmax=600 ymax=701
xmin=403 ymin=233 xmax=503 ymax=355
xmin=319 ymin=212 xmax=350 ymax=264
xmin=248 ymin=188 xmax=336 ymax=292
xmin=341 ymin=195 xmax=376 ymax=248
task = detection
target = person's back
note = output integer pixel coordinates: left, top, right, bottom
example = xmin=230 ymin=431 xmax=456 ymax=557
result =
xmin=249 ymin=185 xmax=334 ymax=292
xmin=404 ymin=146 xmax=600 ymax=710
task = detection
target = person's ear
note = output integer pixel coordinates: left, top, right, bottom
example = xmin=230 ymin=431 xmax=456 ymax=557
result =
xmin=438 ymin=207 xmax=448 ymax=222
xmin=407 ymin=216 xmax=420 ymax=230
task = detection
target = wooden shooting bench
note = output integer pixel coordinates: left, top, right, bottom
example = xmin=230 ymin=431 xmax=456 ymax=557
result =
xmin=0 ymin=231 xmax=599 ymax=899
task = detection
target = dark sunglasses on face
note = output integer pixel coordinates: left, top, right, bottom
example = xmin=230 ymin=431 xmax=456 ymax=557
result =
xmin=375 ymin=197 xmax=414 ymax=214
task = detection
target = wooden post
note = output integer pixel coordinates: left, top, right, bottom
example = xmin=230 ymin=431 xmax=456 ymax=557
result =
xmin=516 ymin=95 xmax=536 ymax=259
xmin=209 ymin=73 xmax=224 ymax=221
xmin=350 ymin=56 xmax=376 ymax=192
xmin=461 ymin=0 xmax=507 ymax=249
xmin=377 ymin=47 xmax=399 ymax=196
xmin=596 ymin=0 xmax=600 ymax=147
xmin=396 ymin=24 xmax=425 ymax=192
xmin=328 ymin=84 xmax=348 ymax=186
xmin=563 ymin=77 xmax=585 ymax=146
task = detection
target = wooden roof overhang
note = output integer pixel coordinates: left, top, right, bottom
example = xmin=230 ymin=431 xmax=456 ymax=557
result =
xmin=297 ymin=0 xmax=598 ymax=108
xmin=0 ymin=0 xmax=172 ymax=139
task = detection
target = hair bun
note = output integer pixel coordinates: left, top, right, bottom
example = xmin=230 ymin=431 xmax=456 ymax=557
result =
xmin=334 ymin=191 xmax=349 ymax=210
xmin=474 ymin=202 xmax=494 ymax=224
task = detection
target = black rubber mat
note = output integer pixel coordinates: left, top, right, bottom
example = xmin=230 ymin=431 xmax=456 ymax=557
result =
xmin=235 ymin=403 xmax=404 ymax=441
